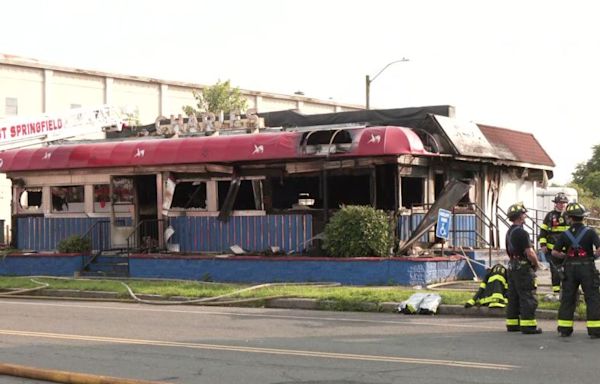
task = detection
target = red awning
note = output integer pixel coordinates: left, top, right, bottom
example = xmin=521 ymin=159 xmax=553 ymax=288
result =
xmin=0 ymin=126 xmax=434 ymax=172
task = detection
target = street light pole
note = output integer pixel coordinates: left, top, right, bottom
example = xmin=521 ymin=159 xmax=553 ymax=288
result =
xmin=365 ymin=57 xmax=409 ymax=110
xmin=365 ymin=74 xmax=371 ymax=110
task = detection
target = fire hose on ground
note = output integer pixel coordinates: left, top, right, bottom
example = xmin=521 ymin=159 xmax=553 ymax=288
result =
xmin=0 ymin=362 xmax=171 ymax=384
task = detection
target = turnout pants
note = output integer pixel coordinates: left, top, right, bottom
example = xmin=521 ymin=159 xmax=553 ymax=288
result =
xmin=506 ymin=263 xmax=539 ymax=333
xmin=548 ymin=252 xmax=563 ymax=293
xmin=557 ymin=260 xmax=600 ymax=337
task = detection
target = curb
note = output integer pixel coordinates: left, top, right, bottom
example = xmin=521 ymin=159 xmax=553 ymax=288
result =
xmin=2 ymin=289 xmax=577 ymax=320
xmin=268 ymin=299 xmax=565 ymax=320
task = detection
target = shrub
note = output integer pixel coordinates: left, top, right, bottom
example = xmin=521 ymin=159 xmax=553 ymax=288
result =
xmin=57 ymin=235 xmax=92 ymax=253
xmin=323 ymin=205 xmax=393 ymax=257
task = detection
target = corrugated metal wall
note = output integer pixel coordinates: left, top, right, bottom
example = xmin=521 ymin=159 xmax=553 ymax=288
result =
xmin=168 ymin=214 xmax=313 ymax=253
xmin=397 ymin=213 xmax=429 ymax=243
xmin=16 ymin=213 xmax=474 ymax=252
xmin=397 ymin=213 xmax=476 ymax=247
xmin=449 ymin=214 xmax=477 ymax=247
xmin=16 ymin=217 xmax=119 ymax=251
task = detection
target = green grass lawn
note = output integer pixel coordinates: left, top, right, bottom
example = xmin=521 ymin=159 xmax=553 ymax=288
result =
xmin=0 ymin=276 xmax=573 ymax=313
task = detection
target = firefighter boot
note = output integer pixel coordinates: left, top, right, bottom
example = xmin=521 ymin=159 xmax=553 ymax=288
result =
xmin=522 ymin=328 xmax=543 ymax=335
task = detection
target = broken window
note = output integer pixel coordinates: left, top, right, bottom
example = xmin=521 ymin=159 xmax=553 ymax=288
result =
xmin=269 ymin=176 xmax=321 ymax=209
xmin=301 ymin=129 xmax=353 ymax=155
xmin=93 ymin=184 xmax=111 ymax=212
xmin=458 ymin=177 xmax=475 ymax=205
xmin=327 ymin=174 xmax=371 ymax=207
xmin=171 ymin=181 xmax=207 ymax=209
xmin=401 ymin=177 xmax=424 ymax=209
xmin=375 ymin=164 xmax=397 ymax=211
xmin=112 ymin=177 xmax=134 ymax=203
xmin=434 ymin=173 xmax=445 ymax=200
xmin=18 ymin=188 xmax=42 ymax=211
xmin=217 ymin=179 xmax=263 ymax=210
xmin=51 ymin=185 xmax=85 ymax=213
xmin=268 ymin=172 xmax=371 ymax=210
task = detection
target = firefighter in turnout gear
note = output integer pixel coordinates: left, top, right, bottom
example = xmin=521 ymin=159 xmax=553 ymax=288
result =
xmin=505 ymin=203 xmax=543 ymax=334
xmin=551 ymin=202 xmax=600 ymax=338
xmin=539 ymin=192 xmax=569 ymax=295
xmin=465 ymin=264 xmax=508 ymax=308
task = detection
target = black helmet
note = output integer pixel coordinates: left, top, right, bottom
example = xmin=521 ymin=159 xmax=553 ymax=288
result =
xmin=565 ymin=202 xmax=588 ymax=218
xmin=553 ymin=192 xmax=569 ymax=204
xmin=507 ymin=202 xmax=527 ymax=220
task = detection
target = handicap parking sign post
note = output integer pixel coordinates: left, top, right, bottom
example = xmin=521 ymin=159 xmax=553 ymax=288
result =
xmin=436 ymin=208 xmax=452 ymax=240
xmin=436 ymin=209 xmax=452 ymax=256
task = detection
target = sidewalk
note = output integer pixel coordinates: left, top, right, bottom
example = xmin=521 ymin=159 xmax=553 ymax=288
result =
xmin=536 ymin=264 xmax=553 ymax=294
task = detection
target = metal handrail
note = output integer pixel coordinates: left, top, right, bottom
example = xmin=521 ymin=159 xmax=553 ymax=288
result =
xmin=125 ymin=218 xmax=166 ymax=253
xmin=81 ymin=220 xmax=110 ymax=271
xmin=471 ymin=203 xmax=500 ymax=248
xmin=82 ymin=219 xmax=110 ymax=241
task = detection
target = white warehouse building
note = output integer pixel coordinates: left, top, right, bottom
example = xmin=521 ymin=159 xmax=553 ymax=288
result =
xmin=0 ymin=53 xmax=362 ymax=243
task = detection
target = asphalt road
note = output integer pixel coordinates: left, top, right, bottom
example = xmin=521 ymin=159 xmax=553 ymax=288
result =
xmin=0 ymin=298 xmax=597 ymax=384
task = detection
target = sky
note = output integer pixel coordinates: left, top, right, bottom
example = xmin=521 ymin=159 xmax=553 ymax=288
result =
xmin=2 ymin=0 xmax=599 ymax=184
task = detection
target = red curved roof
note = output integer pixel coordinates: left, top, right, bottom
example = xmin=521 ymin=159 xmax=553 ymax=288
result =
xmin=0 ymin=126 xmax=434 ymax=172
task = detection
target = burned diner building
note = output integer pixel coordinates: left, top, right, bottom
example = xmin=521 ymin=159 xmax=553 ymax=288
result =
xmin=1 ymin=106 xmax=553 ymax=256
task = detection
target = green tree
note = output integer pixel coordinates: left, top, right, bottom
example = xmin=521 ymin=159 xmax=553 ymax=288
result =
xmin=572 ymin=144 xmax=600 ymax=196
xmin=183 ymin=80 xmax=247 ymax=116
xmin=568 ymin=183 xmax=600 ymax=218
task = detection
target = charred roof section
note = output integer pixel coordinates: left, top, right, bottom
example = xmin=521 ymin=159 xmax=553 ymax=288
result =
xmin=259 ymin=105 xmax=455 ymax=128
xmin=477 ymin=124 xmax=555 ymax=167
xmin=260 ymin=106 xmax=554 ymax=170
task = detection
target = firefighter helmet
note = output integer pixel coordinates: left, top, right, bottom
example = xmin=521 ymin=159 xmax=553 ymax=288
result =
xmin=553 ymin=192 xmax=569 ymax=204
xmin=565 ymin=202 xmax=588 ymax=218
xmin=507 ymin=202 xmax=527 ymax=220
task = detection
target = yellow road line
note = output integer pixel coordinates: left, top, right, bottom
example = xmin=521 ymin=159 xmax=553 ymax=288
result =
xmin=0 ymin=329 xmax=518 ymax=371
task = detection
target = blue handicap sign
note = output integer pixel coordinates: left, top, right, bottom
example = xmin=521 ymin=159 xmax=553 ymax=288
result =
xmin=436 ymin=208 xmax=452 ymax=239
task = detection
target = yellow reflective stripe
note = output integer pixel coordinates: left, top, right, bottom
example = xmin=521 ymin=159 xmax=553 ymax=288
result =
xmin=479 ymin=282 xmax=487 ymax=289
xmin=487 ymin=275 xmax=507 ymax=285
xmin=489 ymin=303 xmax=506 ymax=308
xmin=552 ymin=226 xmax=568 ymax=232
xmin=540 ymin=224 xmax=549 ymax=230
xmin=466 ymin=299 xmax=475 ymax=305
xmin=552 ymin=286 xmax=561 ymax=293
xmin=587 ymin=320 xmax=600 ymax=328
xmin=479 ymin=296 xmax=501 ymax=304
xmin=520 ymin=319 xmax=537 ymax=326
xmin=480 ymin=294 xmax=507 ymax=305
xmin=558 ymin=319 xmax=574 ymax=327
xmin=506 ymin=319 xmax=520 ymax=326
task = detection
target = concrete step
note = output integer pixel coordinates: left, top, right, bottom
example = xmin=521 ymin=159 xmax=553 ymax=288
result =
xmin=80 ymin=270 xmax=129 ymax=278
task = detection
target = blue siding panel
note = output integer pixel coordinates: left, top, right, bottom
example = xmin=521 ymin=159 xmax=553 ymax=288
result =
xmin=449 ymin=214 xmax=476 ymax=247
xmin=16 ymin=217 xmax=127 ymax=251
xmin=169 ymin=215 xmax=312 ymax=253
xmin=397 ymin=213 xmax=427 ymax=242
xmin=397 ymin=213 xmax=476 ymax=247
